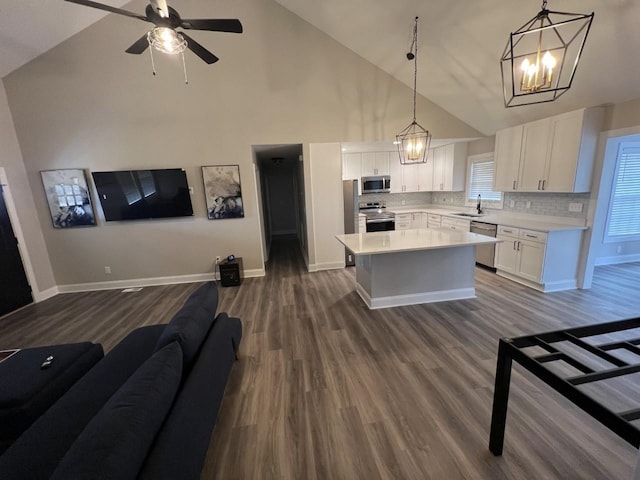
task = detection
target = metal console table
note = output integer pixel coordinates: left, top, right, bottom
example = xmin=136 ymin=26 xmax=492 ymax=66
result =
xmin=489 ymin=317 xmax=640 ymax=456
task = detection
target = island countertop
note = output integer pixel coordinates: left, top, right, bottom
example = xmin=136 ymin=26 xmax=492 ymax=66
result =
xmin=336 ymin=228 xmax=500 ymax=256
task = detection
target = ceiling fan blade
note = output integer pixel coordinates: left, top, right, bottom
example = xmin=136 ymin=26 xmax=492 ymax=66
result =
xmin=125 ymin=34 xmax=150 ymax=54
xmin=180 ymin=19 xmax=243 ymax=33
xmin=181 ymin=33 xmax=219 ymax=64
xmin=64 ymin=0 xmax=148 ymax=21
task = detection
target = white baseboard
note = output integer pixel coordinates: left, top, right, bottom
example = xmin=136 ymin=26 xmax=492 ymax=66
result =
xmin=595 ymin=253 xmax=640 ymax=266
xmin=356 ymin=284 xmax=476 ymax=309
xmin=32 ymin=286 xmax=59 ymax=302
xmin=308 ymin=261 xmax=345 ymax=272
xmin=57 ymin=268 xmax=265 ymax=294
xmin=495 ymin=271 xmax=577 ymax=292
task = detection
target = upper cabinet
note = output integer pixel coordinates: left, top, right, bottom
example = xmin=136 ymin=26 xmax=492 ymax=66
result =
xmin=343 ymin=142 xmax=467 ymax=194
xmin=493 ymin=107 xmax=604 ymax=193
xmin=432 ymin=143 xmax=467 ymax=191
xmin=494 ymin=125 xmax=524 ymax=191
xmin=362 ymin=152 xmax=390 ymax=176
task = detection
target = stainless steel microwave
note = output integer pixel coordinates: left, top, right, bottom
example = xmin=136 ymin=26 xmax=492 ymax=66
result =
xmin=361 ymin=175 xmax=391 ymax=194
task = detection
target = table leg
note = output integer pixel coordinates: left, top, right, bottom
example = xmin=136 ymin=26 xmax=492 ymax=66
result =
xmin=489 ymin=338 xmax=513 ymax=455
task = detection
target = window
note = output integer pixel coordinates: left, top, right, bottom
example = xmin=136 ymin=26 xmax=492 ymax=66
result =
xmin=605 ymin=142 xmax=640 ymax=241
xmin=465 ymin=153 xmax=503 ymax=208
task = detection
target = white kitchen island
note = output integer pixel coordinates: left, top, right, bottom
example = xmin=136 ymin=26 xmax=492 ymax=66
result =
xmin=336 ymin=228 xmax=500 ymax=309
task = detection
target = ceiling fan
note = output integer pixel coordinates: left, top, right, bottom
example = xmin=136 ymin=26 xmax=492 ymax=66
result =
xmin=64 ymin=0 xmax=243 ymax=65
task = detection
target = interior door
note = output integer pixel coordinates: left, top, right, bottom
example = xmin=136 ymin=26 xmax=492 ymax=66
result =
xmin=0 ymin=185 xmax=33 ymax=316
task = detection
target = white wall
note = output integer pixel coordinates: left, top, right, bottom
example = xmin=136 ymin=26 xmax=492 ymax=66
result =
xmin=307 ymin=143 xmax=344 ymax=271
xmin=3 ymin=0 xmax=479 ymax=288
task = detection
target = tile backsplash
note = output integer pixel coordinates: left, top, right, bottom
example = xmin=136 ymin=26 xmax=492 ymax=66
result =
xmin=363 ymin=190 xmax=590 ymax=219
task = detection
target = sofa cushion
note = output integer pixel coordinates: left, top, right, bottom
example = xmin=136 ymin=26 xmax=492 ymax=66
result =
xmin=154 ymin=281 xmax=219 ymax=366
xmin=0 ymin=324 xmax=166 ymax=480
xmin=50 ymin=341 xmax=183 ymax=480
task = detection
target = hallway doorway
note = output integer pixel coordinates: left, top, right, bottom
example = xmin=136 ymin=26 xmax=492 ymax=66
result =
xmin=253 ymin=144 xmax=307 ymax=265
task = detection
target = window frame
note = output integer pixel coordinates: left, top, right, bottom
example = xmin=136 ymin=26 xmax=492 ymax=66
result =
xmin=464 ymin=152 xmax=503 ymax=209
xmin=604 ymin=141 xmax=640 ymax=243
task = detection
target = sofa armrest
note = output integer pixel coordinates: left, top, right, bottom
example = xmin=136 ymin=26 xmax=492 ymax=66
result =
xmin=138 ymin=314 xmax=242 ymax=480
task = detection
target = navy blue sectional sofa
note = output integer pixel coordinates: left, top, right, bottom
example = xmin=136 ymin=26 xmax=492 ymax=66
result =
xmin=0 ymin=281 xmax=242 ymax=480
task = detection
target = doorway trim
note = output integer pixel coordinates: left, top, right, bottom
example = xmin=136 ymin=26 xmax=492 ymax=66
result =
xmin=579 ymin=125 xmax=640 ymax=289
xmin=0 ymin=167 xmax=43 ymax=302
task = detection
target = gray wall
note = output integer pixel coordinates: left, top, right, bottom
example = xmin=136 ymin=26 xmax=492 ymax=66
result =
xmin=2 ymin=0 xmax=480 ymax=287
xmin=0 ymin=84 xmax=56 ymax=297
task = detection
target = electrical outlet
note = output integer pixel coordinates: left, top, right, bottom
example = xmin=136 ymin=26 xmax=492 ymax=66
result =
xmin=188 ymin=187 xmax=194 ymax=194
xmin=215 ymin=256 xmax=221 ymax=263
xmin=510 ymin=200 xmax=515 ymax=208
xmin=526 ymin=201 xmax=531 ymax=209
xmin=568 ymin=202 xmax=583 ymax=213
xmin=104 ymin=266 xmax=111 ymax=274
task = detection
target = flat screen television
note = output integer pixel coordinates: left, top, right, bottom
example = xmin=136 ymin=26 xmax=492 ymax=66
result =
xmin=92 ymin=169 xmax=193 ymax=221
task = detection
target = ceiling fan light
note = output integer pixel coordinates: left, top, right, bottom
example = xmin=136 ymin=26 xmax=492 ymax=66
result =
xmin=148 ymin=27 xmax=187 ymax=55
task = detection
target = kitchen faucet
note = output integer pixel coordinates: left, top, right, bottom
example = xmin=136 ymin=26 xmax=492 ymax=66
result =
xmin=477 ymin=194 xmax=482 ymax=214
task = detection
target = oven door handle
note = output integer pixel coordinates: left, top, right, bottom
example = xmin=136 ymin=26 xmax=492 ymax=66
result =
xmin=366 ymin=218 xmax=395 ymax=223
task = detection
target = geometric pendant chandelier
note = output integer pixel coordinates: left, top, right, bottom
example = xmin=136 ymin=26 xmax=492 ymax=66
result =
xmin=500 ymin=0 xmax=594 ymax=108
xmin=397 ymin=17 xmax=431 ymax=164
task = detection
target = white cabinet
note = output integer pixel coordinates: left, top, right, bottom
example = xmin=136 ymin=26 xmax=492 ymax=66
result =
xmin=362 ymin=152 xmax=390 ymax=176
xmin=493 ymin=107 xmax=603 ymax=193
xmin=519 ymin=118 xmax=551 ymax=191
xmin=358 ymin=216 xmax=366 ymax=233
xmin=388 ymin=155 xmax=404 ymax=193
xmin=417 ymin=161 xmax=434 ymax=192
xmin=342 ymin=153 xmax=362 ymax=195
xmin=411 ymin=212 xmax=425 ymax=228
xmin=393 ymin=163 xmax=419 ymax=193
xmin=432 ymin=143 xmax=467 ymax=191
xmin=394 ymin=213 xmax=412 ymax=230
xmin=440 ymin=216 xmax=470 ymax=232
xmin=496 ymin=226 xmax=545 ymax=283
xmin=427 ymin=213 xmax=441 ymax=228
xmin=493 ymin=125 xmax=524 ymax=192
xmin=495 ymin=225 xmax=582 ymax=291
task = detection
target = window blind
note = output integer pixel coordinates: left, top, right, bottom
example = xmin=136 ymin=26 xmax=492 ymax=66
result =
xmin=468 ymin=160 xmax=501 ymax=201
xmin=607 ymin=144 xmax=640 ymax=238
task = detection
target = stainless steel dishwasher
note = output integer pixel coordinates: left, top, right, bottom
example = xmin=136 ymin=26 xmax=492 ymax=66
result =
xmin=470 ymin=221 xmax=497 ymax=269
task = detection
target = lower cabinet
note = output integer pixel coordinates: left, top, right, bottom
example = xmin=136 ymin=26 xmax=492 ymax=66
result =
xmin=395 ymin=213 xmax=412 ymax=230
xmin=426 ymin=213 xmax=441 ymax=228
xmin=358 ymin=216 xmax=366 ymax=233
xmin=495 ymin=225 xmax=583 ymax=292
xmin=440 ymin=216 xmax=470 ymax=232
xmin=411 ymin=212 xmax=425 ymax=228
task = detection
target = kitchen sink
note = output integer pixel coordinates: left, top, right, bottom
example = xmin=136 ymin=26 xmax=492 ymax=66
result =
xmin=451 ymin=212 xmax=483 ymax=217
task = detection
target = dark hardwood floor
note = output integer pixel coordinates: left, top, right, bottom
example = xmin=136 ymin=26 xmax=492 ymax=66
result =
xmin=2 ymin=237 xmax=640 ymax=479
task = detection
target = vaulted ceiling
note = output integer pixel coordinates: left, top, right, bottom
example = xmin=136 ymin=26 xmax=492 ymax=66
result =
xmin=2 ymin=0 xmax=639 ymax=135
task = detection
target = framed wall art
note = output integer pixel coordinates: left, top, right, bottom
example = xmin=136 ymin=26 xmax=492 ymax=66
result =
xmin=202 ymin=165 xmax=244 ymax=220
xmin=40 ymin=169 xmax=96 ymax=228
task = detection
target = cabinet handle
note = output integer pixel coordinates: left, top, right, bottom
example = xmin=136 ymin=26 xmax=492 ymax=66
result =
xmin=525 ymin=234 xmax=537 ymax=238
xmin=542 ymin=179 xmax=546 ymax=190
xmin=537 ymin=180 xmax=542 ymax=190
xmin=513 ymin=240 xmax=517 ymax=250
xmin=517 ymin=241 xmax=521 ymax=251
xmin=512 ymin=180 xmax=516 ymax=190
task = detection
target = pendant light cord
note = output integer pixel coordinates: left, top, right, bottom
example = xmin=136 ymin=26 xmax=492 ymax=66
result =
xmin=412 ymin=17 xmax=418 ymax=123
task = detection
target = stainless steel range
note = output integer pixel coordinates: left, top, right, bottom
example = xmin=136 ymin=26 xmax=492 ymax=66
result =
xmin=359 ymin=202 xmax=395 ymax=232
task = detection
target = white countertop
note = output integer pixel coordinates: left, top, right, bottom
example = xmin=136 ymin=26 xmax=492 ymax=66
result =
xmin=336 ymin=228 xmax=500 ymax=255
xmin=387 ymin=206 xmax=587 ymax=232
